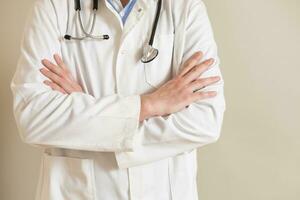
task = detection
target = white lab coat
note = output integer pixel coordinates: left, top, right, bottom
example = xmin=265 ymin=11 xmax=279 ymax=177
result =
xmin=11 ymin=0 xmax=226 ymax=199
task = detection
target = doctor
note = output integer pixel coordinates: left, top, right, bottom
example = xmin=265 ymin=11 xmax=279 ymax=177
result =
xmin=11 ymin=0 xmax=226 ymax=199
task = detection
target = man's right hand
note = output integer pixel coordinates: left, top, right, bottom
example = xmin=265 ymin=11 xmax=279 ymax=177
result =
xmin=139 ymin=51 xmax=221 ymax=122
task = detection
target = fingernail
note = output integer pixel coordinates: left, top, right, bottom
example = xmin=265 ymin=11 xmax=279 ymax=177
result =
xmin=204 ymin=59 xmax=211 ymax=64
xmin=197 ymin=52 xmax=203 ymax=58
xmin=42 ymin=59 xmax=49 ymax=64
xmin=205 ymin=58 xmax=214 ymax=66
xmin=54 ymin=53 xmax=60 ymax=58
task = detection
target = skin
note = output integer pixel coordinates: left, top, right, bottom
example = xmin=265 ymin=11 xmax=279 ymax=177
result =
xmin=39 ymin=51 xmax=221 ymax=122
xmin=120 ymin=0 xmax=129 ymax=7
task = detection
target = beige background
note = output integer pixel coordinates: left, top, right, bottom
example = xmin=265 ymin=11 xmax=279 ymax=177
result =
xmin=1 ymin=0 xmax=299 ymax=199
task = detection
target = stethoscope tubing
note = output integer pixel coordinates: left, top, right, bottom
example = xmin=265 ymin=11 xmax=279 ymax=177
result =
xmin=65 ymin=0 xmax=109 ymax=40
xmin=65 ymin=0 xmax=162 ymax=63
xmin=149 ymin=0 xmax=162 ymax=46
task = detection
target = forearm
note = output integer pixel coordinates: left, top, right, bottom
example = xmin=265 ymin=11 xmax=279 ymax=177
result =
xmin=11 ymin=81 xmax=141 ymax=151
xmin=115 ymin=0 xmax=226 ymax=168
xmin=11 ymin=0 xmax=145 ymax=152
xmin=116 ymin=91 xmax=225 ymax=168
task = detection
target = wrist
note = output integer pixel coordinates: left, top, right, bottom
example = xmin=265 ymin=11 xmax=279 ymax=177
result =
xmin=139 ymin=94 xmax=156 ymax=121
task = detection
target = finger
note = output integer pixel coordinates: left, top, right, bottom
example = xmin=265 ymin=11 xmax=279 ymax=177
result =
xmin=53 ymin=54 xmax=75 ymax=81
xmin=53 ymin=54 xmax=68 ymax=70
xmin=189 ymin=76 xmax=221 ymax=92
xmin=177 ymin=51 xmax=203 ymax=77
xmin=183 ymin=58 xmax=215 ymax=84
xmin=73 ymin=84 xmax=83 ymax=92
xmin=192 ymin=91 xmax=218 ymax=102
xmin=42 ymin=57 xmax=74 ymax=84
xmin=43 ymin=80 xmax=67 ymax=94
xmin=41 ymin=59 xmax=65 ymax=77
xmin=39 ymin=68 xmax=74 ymax=93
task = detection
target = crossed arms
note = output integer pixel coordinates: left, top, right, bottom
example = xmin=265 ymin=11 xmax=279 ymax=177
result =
xmin=11 ymin=0 xmax=225 ymax=168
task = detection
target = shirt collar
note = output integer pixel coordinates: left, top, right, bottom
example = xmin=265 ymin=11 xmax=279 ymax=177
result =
xmin=107 ymin=0 xmax=138 ymax=24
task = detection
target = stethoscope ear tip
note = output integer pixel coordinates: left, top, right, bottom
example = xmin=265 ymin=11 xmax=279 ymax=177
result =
xmin=64 ymin=35 xmax=72 ymax=40
xmin=103 ymin=35 xmax=110 ymax=40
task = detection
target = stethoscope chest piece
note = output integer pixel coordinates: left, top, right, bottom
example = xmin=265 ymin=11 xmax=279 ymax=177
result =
xmin=141 ymin=0 xmax=162 ymax=63
xmin=141 ymin=45 xmax=159 ymax=63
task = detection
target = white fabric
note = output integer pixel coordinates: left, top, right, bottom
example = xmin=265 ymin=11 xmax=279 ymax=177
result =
xmin=108 ymin=0 xmax=124 ymax=12
xmin=11 ymin=0 xmax=226 ymax=199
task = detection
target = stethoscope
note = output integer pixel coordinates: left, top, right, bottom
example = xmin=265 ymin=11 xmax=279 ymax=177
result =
xmin=64 ymin=0 xmax=162 ymax=63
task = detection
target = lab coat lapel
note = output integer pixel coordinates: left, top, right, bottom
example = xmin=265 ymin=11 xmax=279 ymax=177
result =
xmin=121 ymin=0 xmax=156 ymax=39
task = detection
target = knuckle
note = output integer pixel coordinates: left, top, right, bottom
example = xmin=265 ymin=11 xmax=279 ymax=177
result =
xmin=197 ymin=93 xmax=206 ymax=100
xmin=184 ymin=60 xmax=192 ymax=69
xmin=207 ymin=77 xmax=219 ymax=84
xmin=197 ymin=81 xmax=205 ymax=88
xmin=54 ymin=76 xmax=63 ymax=84
xmin=65 ymin=69 xmax=71 ymax=75
xmin=202 ymin=78 xmax=212 ymax=85
xmin=174 ymin=74 xmax=181 ymax=79
xmin=182 ymin=84 xmax=191 ymax=92
xmin=44 ymin=70 xmax=52 ymax=77
xmin=61 ymin=71 xmax=68 ymax=78
xmin=174 ymin=77 xmax=184 ymax=87
xmin=51 ymin=85 xmax=59 ymax=91
xmin=56 ymin=67 xmax=64 ymax=75
xmin=199 ymin=63 xmax=209 ymax=71
xmin=211 ymin=77 xmax=219 ymax=83
xmin=197 ymin=64 xmax=205 ymax=74
xmin=205 ymin=78 xmax=213 ymax=84
xmin=197 ymin=78 xmax=206 ymax=85
xmin=188 ymin=67 xmax=197 ymax=76
xmin=192 ymin=66 xmax=198 ymax=72
xmin=46 ymin=64 xmax=53 ymax=69
xmin=48 ymin=64 xmax=56 ymax=70
xmin=182 ymin=93 xmax=191 ymax=101
xmin=178 ymin=86 xmax=188 ymax=95
xmin=48 ymin=72 xmax=55 ymax=79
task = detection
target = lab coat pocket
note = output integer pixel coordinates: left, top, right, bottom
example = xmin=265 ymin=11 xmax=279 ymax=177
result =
xmin=40 ymin=153 xmax=96 ymax=200
xmin=143 ymin=34 xmax=174 ymax=89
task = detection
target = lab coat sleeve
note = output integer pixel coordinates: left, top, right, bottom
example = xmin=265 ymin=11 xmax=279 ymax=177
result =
xmin=10 ymin=0 xmax=141 ymax=152
xmin=115 ymin=0 xmax=226 ymax=168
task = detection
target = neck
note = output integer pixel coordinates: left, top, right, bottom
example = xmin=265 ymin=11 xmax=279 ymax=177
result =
xmin=120 ymin=0 xmax=129 ymax=7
